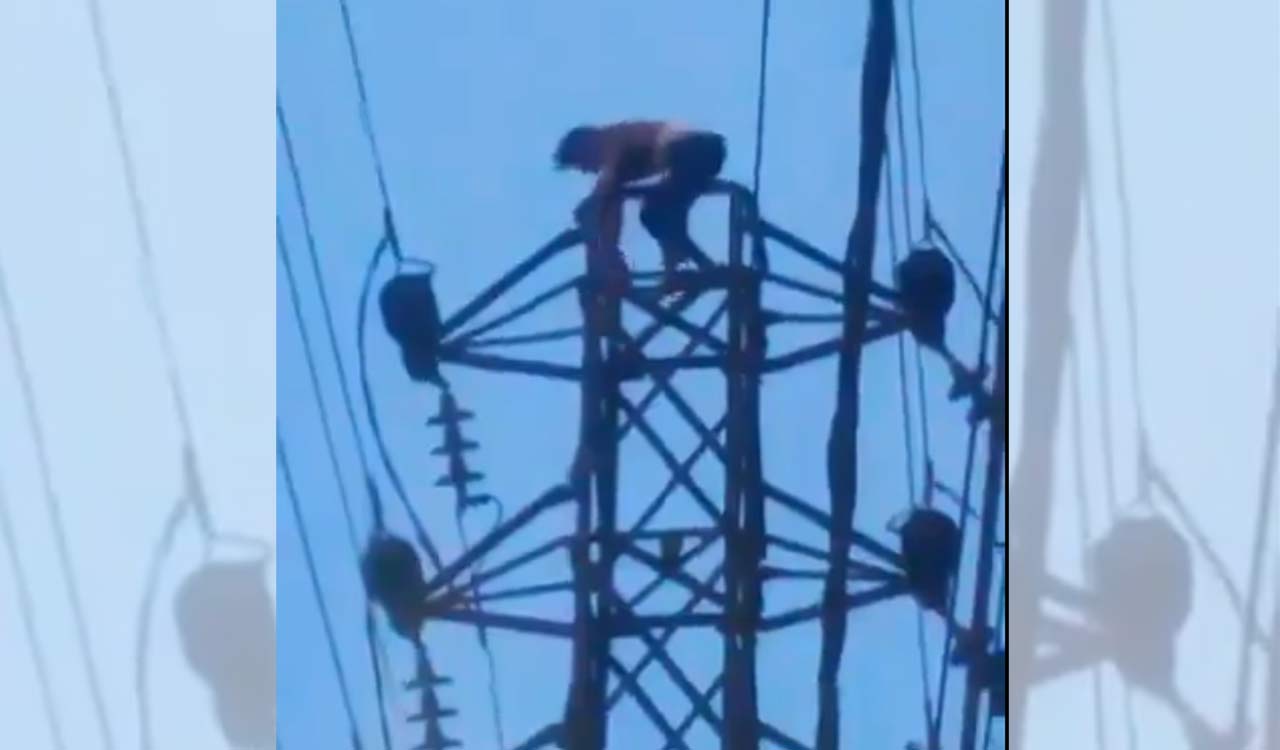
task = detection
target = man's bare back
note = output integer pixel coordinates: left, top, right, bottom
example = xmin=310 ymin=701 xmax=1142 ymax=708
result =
xmin=555 ymin=120 xmax=726 ymax=293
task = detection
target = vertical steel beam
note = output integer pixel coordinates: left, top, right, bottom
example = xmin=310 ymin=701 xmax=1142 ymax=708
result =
xmin=722 ymin=190 xmax=749 ymax=750
xmin=566 ymin=281 xmax=604 ymax=750
xmin=738 ymin=196 xmax=767 ymax=750
xmin=960 ymin=293 xmax=1008 ymax=750
xmin=595 ymin=286 xmax=623 ymax=750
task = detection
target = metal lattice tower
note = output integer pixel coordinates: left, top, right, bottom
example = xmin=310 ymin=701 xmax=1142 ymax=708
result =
xmin=354 ymin=4 xmax=1006 ymax=749
xmin=362 ymin=177 xmax=1005 ymax=750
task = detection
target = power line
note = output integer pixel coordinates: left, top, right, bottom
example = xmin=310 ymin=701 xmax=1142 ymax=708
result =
xmin=894 ymin=2 xmax=994 ymax=336
xmin=889 ymin=43 xmax=917 ymax=241
xmin=932 ymin=139 xmax=1006 ymax=742
xmin=1097 ymin=0 xmax=1143 ymax=435
xmin=278 ymin=218 xmax=396 ymax=750
xmin=83 ymin=3 xmax=231 ymax=744
xmin=353 ymin=242 xmax=445 ymax=571
xmin=750 ymin=0 xmax=773 ymax=201
xmin=135 ymin=467 xmax=196 ymax=750
xmin=82 ymin=0 xmax=210 ymax=537
xmin=885 ymin=48 xmax=936 ymax=478
xmin=277 ymin=433 xmax=365 ymax=745
xmin=456 ymin=511 xmax=510 ymax=750
xmin=363 ymin=610 xmax=395 ymax=750
xmin=0 ymin=252 xmax=116 ymax=750
xmin=904 ymin=0 xmax=931 ymax=206
xmin=278 ymin=90 xmax=446 ymax=745
xmin=0 ymin=468 xmax=67 ymax=749
xmin=885 ymin=135 xmax=937 ymax=743
xmin=884 ymin=168 xmax=919 ymax=505
xmin=1068 ymin=330 xmax=1111 ymax=750
xmin=277 ymin=219 xmax=364 ymax=556
xmin=331 ymin=3 xmax=509 ymax=736
xmin=277 ymin=96 xmax=443 ymax=572
xmin=1093 ymin=4 xmax=1144 ymax=743
xmin=888 ymin=17 xmax=935 ymax=500
xmin=981 ymin=573 xmax=1007 ymax=750
xmin=336 ymin=0 xmax=398 ymax=243
xmin=885 ymin=46 xmax=936 ymax=515
xmin=277 ymin=99 xmax=379 ymax=490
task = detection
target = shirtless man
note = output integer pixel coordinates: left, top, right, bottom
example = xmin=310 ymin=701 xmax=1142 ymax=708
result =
xmin=554 ymin=121 xmax=727 ymax=293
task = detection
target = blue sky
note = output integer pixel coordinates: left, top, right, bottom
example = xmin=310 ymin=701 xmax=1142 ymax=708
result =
xmin=276 ymin=2 xmax=1005 ymax=749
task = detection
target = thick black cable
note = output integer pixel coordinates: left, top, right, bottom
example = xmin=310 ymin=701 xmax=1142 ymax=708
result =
xmin=364 ymin=610 xmax=395 ymax=750
xmin=751 ymin=0 xmax=773 ymax=201
xmin=884 ymin=167 xmax=919 ymax=506
xmin=889 ymin=49 xmax=916 ymax=240
xmin=0 ymin=252 xmax=116 ymax=750
xmin=904 ymin=0 xmax=930 ymax=204
xmin=457 ymin=509 xmax=509 ymax=750
xmin=885 ymin=155 xmax=936 ymax=739
xmin=277 ymin=433 xmax=365 ymax=744
xmin=0 ymin=470 xmax=67 ymax=749
xmin=931 ymin=140 xmax=1006 ymax=741
xmin=980 ymin=573 xmax=1007 ymax=750
xmin=930 ymin=248 xmax=1002 ymax=741
xmin=278 ymin=219 xmax=395 ymax=749
xmin=889 ymin=49 xmax=935 ymax=491
xmin=482 ymin=638 xmax=508 ymax=750
xmin=899 ymin=0 xmax=958 ymax=494
xmin=894 ymin=7 xmax=994 ymax=335
xmin=887 ymin=43 xmax=939 ymax=567
xmin=277 ymin=219 xmax=363 ymax=555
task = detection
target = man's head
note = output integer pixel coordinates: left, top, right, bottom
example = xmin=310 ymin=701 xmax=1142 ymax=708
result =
xmin=555 ymin=126 xmax=603 ymax=171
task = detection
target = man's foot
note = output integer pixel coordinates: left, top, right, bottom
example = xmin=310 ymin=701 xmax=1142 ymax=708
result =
xmin=658 ymin=261 xmax=698 ymax=302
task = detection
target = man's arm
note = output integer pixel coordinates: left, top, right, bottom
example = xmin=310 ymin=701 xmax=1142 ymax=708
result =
xmin=575 ymin=121 xmax=664 ymax=281
xmin=590 ymin=165 xmax=623 ymax=258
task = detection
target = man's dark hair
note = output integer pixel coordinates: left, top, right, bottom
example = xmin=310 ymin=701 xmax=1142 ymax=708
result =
xmin=554 ymin=126 xmax=599 ymax=170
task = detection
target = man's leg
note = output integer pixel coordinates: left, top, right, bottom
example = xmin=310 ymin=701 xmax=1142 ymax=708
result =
xmin=574 ymin=193 xmax=630 ymax=294
xmin=641 ymin=130 xmax=724 ymax=272
xmin=639 ymin=181 xmax=713 ymax=272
